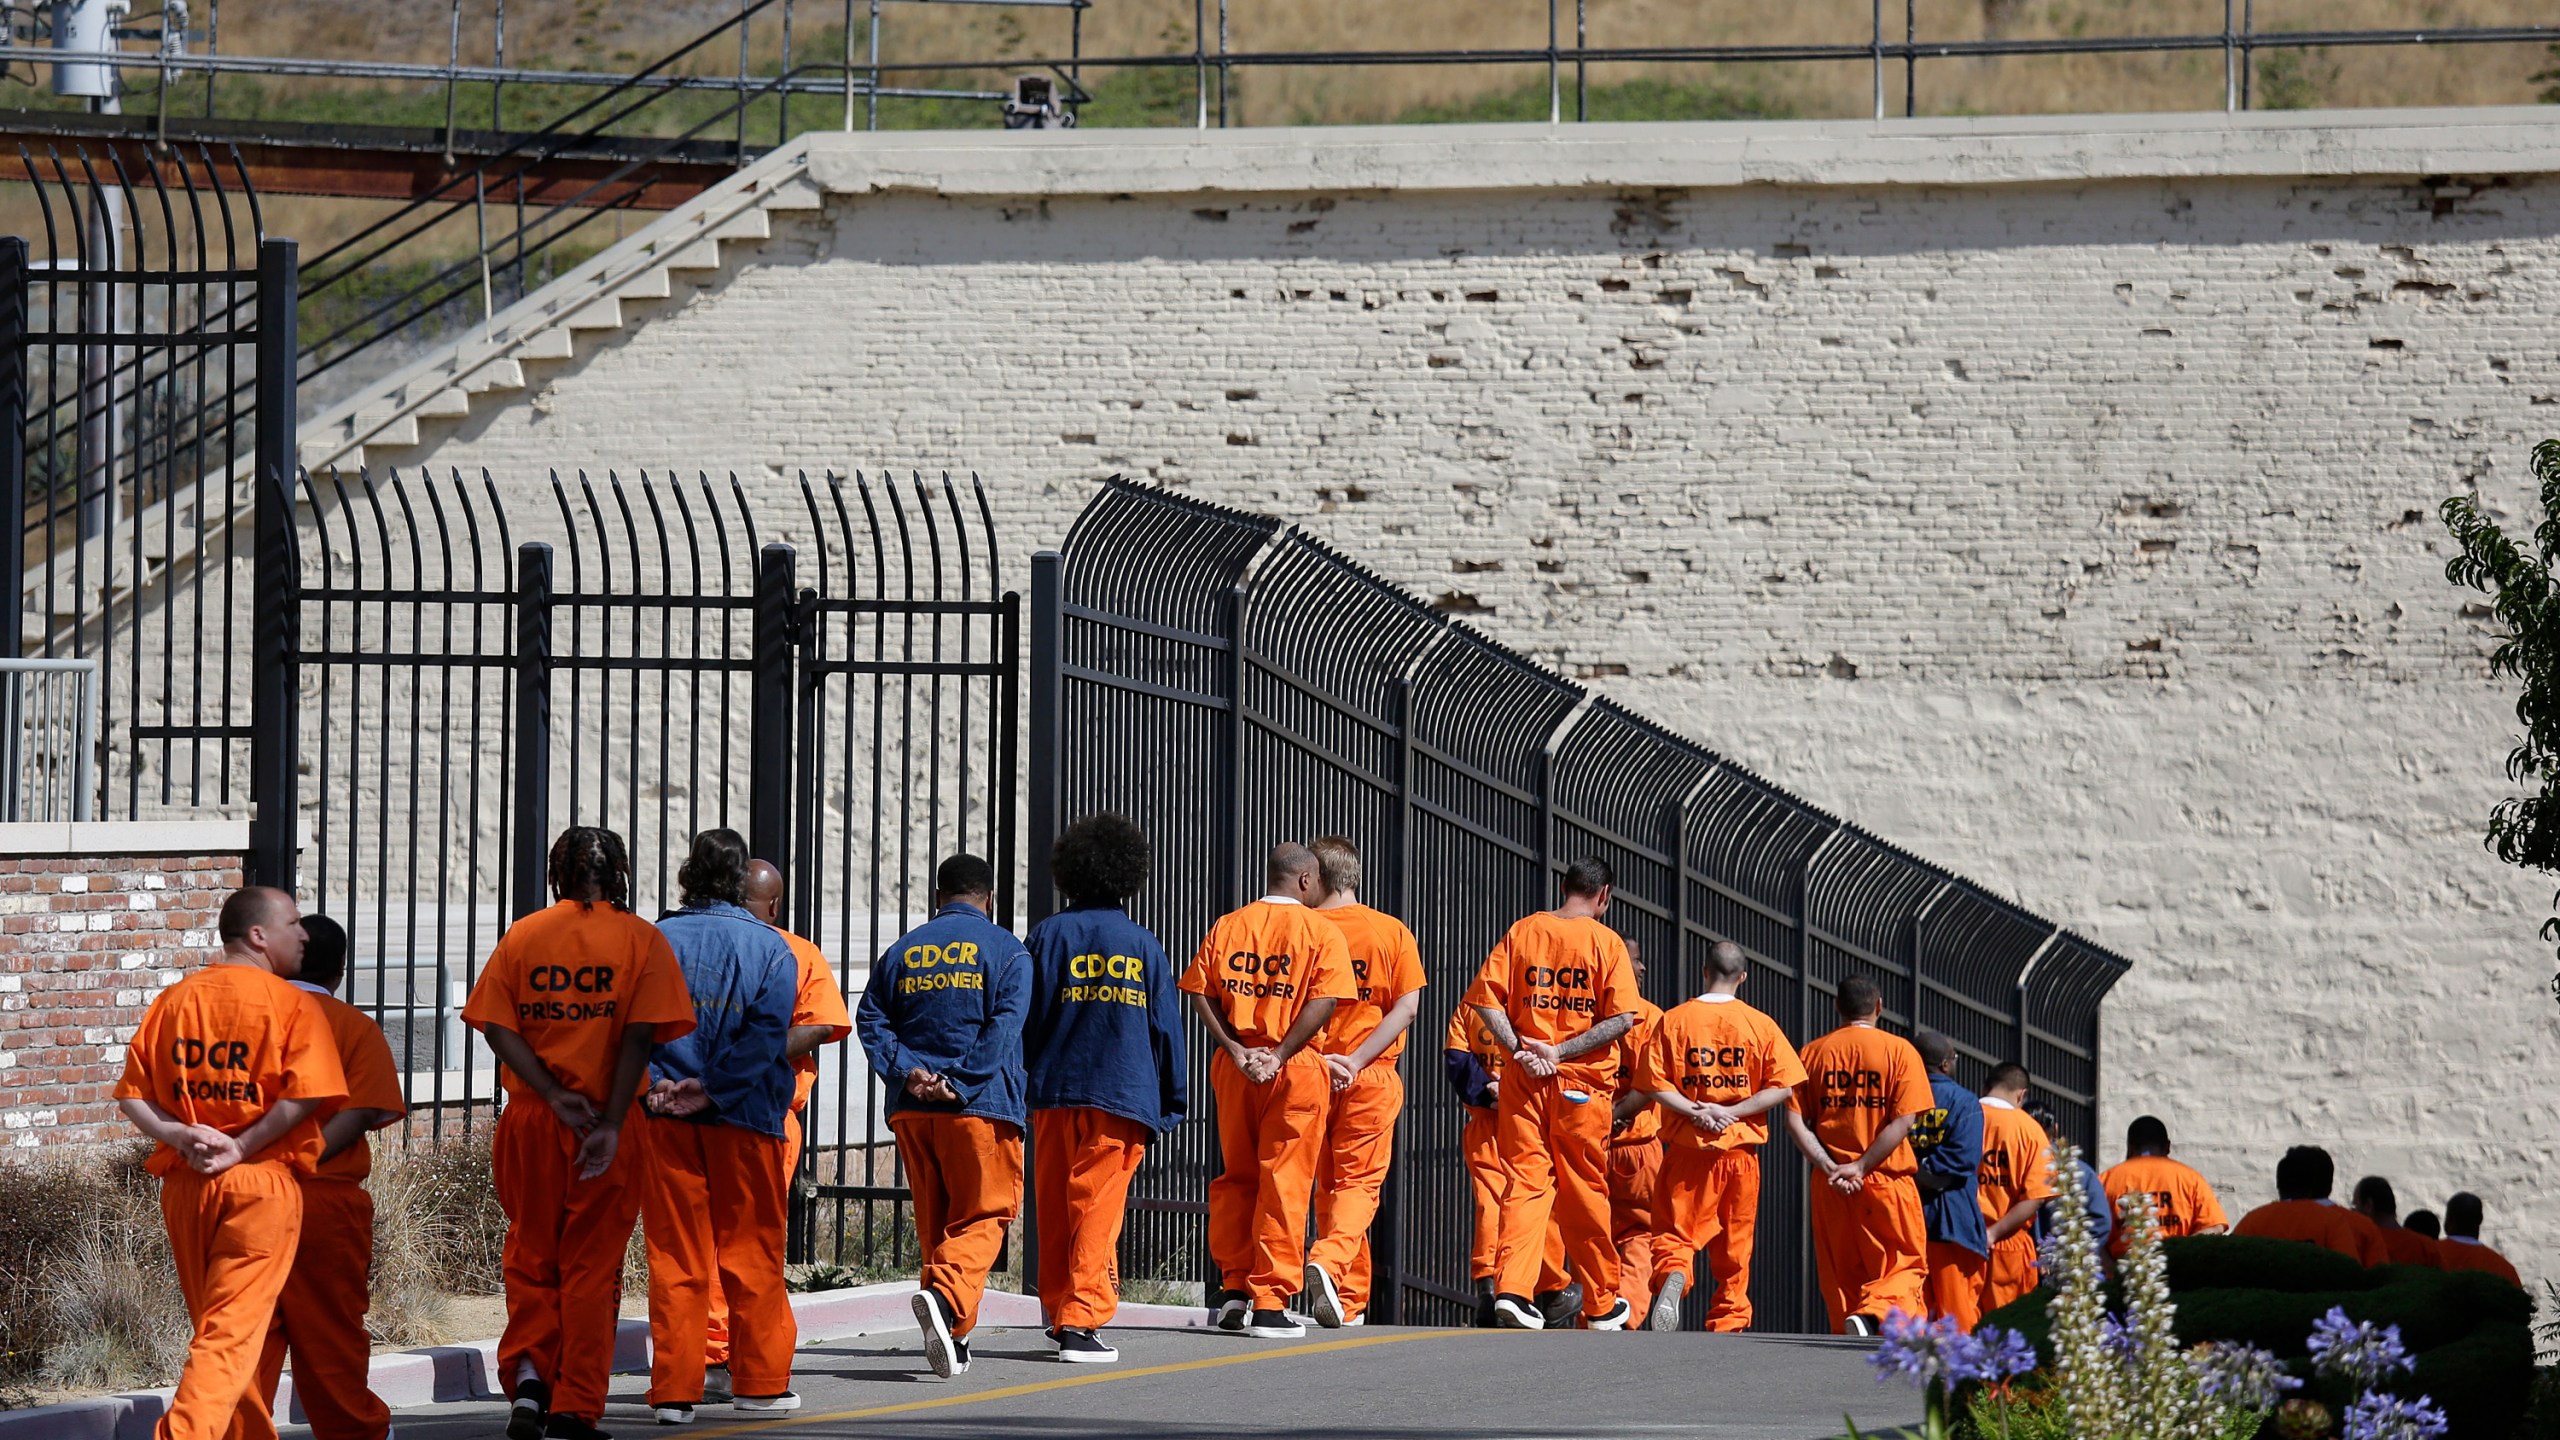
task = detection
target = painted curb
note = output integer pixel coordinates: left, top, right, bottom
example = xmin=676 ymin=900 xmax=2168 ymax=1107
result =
xmin=0 ymin=1280 xmax=1220 ymax=1437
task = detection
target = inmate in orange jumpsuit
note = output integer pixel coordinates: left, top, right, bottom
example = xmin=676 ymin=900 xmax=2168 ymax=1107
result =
xmin=1306 ymin=902 xmax=1426 ymax=1319
xmin=2098 ymin=1154 xmax=2229 ymax=1260
xmin=1604 ymin=998 xmax=1666 ymax=1316
xmin=2232 ymin=1199 xmax=2388 ymax=1267
xmin=461 ymin=900 xmax=697 ymax=1425
xmin=1632 ymin=993 xmax=1807 ymax=1331
xmin=1033 ymin=1106 xmax=1152 ymax=1327
xmin=2374 ymin=1226 xmax=2443 ymax=1268
xmin=116 ymin=961 xmax=347 ymax=1440
xmin=2438 ymin=1236 xmax=2523 ymax=1285
xmin=1794 ymin=1021 xmax=1933 ymax=1333
xmin=1977 ymin=1097 xmax=2056 ymax=1312
xmin=1463 ymin=911 xmax=1644 ymax=1321
xmin=705 ymin=928 xmax=848 ymax=1370
xmin=1180 ymin=897 xmax=1356 ymax=1309
xmin=255 ymin=983 xmax=408 ymax=1439
xmin=1446 ymin=1005 xmax=1507 ymax=1284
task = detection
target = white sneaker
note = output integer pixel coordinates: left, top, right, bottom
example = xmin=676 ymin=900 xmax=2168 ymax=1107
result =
xmin=1588 ymin=1297 xmax=1634 ymax=1331
xmin=733 ymin=1392 xmax=802 ymax=1412
xmin=1302 ymin=1263 xmax=1345 ymax=1329
xmin=1648 ymin=1271 xmax=1687 ymax=1332
xmin=653 ymin=1402 xmax=696 ymax=1426
xmin=1491 ymin=1294 xmax=1545 ymax=1330
xmin=1341 ymin=1312 xmax=1366 ymax=1328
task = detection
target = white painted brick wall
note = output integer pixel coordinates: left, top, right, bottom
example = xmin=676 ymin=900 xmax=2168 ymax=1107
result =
xmin=387 ymin=131 xmax=2560 ymax=1284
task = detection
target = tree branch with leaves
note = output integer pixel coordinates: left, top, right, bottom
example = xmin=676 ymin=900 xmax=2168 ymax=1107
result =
xmin=2440 ymin=437 xmax=2560 ymax=1001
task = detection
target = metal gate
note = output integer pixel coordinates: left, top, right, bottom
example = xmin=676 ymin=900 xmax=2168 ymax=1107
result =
xmin=1028 ymin=476 xmax=2132 ymax=1332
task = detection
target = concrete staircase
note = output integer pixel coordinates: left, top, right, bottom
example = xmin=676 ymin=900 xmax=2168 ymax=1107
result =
xmin=295 ymin=135 xmax=823 ymax=474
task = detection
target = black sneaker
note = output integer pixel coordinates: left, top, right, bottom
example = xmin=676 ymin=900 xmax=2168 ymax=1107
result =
xmin=1051 ymin=1326 xmax=1118 ymax=1364
xmin=650 ymin=1401 xmax=693 ymax=1426
xmin=1302 ymin=1262 xmax=1345 ymax=1329
xmin=1846 ymin=1313 xmax=1880 ymax=1337
xmin=1492 ymin=1293 xmax=1545 ymax=1330
xmin=1213 ymin=1289 xmax=1250 ymax=1333
xmin=508 ymin=1378 xmax=551 ymax=1440
xmin=544 ymin=1418 xmax=614 ymax=1440
xmin=1246 ymin=1308 xmax=1305 ymax=1338
xmin=1588 ymin=1296 xmax=1634 ymax=1331
xmin=1534 ymin=1284 xmax=1584 ymax=1330
xmin=1473 ymin=1278 xmax=1498 ymax=1329
xmin=913 ymin=1287 xmax=965 ymax=1379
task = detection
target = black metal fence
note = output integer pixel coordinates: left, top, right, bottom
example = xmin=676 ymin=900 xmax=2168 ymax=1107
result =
xmin=278 ymin=465 xmax=1015 ymax=1268
xmin=1028 ymin=475 xmax=2132 ymax=1333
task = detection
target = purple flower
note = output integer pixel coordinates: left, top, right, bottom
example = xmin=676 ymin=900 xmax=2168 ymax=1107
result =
xmin=2099 ymin=1311 xmax=2142 ymax=1360
xmin=2308 ymin=1307 xmax=2415 ymax=1388
xmin=2342 ymin=1391 xmax=2450 ymax=1440
xmin=1868 ymin=1311 xmax=1977 ymax=1388
xmin=1969 ymin=1325 xmax=2040 ymax=1383
xmin=2191 ymin=1341 xmax=2305 ymax=1410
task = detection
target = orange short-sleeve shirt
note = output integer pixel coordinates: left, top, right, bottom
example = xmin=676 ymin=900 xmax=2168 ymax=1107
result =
xmin=783 ymin=929 xmax=853 ymax=1115
xmin=1978 ymin=1098 xmax=2058 ymax=1225
xmin=460 ymin=899 xmax=697 ymax=1103
xmin=1608 ymin=997 xmax=1667 ymax=1142
xmin=115 ymin=963 xmax=348 ymax=1177
xmin=2233 ymin=1199 xmax=2388 ymax=1267
xmin=1792 ymin=1022 xmax=1935 ymax=1178
xmin=2375 ymin=1227 xmax=2443 ymax=1269
xmin=1631 ymin=994 xmax=1809 ymax=1152
xmin=298 ymin=985 xmax=410 ymax=1183
xmin=1461 ymin=913 xmax=1644 ymax=1083
xmin=1312 ymin=904 xmax=1426 ymax=1063
xmin=1443 ymin=1002 xmax=1505 ymax=1102
xmin=1179 ymin=899 xmax=1358 ymax=1050
xmin=2438 ymin=1237 xmax=2522 ymax=1286
xmin=2099 ymin=1154 xmax=2229 ymax=1254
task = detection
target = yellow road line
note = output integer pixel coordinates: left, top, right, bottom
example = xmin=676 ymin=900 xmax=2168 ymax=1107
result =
xmin=687 ymin=1328 xmax=1458 ymax=1436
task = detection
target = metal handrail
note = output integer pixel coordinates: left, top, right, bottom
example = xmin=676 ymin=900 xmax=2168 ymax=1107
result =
xmin=0 ymin=656 xmax=100 ymax=822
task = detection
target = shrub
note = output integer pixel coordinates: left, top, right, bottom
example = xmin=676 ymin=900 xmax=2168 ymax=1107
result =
xmin=368 ymin=1129 xmax=508 ymax=1300
xmin=27 ymin=1147 xmax=190 ymax=1394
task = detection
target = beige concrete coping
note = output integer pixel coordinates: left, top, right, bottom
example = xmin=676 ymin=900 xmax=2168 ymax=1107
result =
xmin=0 ymin=819 xmax=250 ymax=857
xmin=803 ymin=105 xmax=2560 ymax=198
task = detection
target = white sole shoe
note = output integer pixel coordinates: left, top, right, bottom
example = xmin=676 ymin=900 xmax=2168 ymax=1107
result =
xmin=914 ymin=1289 xmax=961 ymax=1380
xmin=1214 ymin=1294 xmax=1249 ymax=1333
xmin=1492 ymin=1295 xmax=1546 ymax=1330
xmin=1648 ymin=1272 xmax=1687 ymax=1332
xmin=1588 ymin=1298 xmax=1634 ymax=1331
xmin=1246 ymin=1309 xmax=1306 ymax=1338
xmin=733 ymin=1393 xmax=801 ymax=1412
xmin=1303 ymin=1263 xmax=1345 ymax=1329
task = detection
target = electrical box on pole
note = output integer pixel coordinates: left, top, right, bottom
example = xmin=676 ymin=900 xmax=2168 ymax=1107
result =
xmin=51 ymin=0 xmax=130 ymax=102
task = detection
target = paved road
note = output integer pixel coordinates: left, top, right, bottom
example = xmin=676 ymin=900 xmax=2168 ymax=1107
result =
xmin=330 ymin=1324 xmax=1920 ymax=1440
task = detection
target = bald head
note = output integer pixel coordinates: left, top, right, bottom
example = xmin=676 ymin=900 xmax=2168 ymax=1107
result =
xmin=1916 ymin=1029 xmax=1958 ymax=1074
xmin=744 ymin=859 xmax=784 ymax=925
xmin=1267 ymin=842 xmax=1320 ymax=901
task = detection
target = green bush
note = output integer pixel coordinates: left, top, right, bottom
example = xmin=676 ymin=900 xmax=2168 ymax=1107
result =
xmin=1982 ymin=1236 xmax=2537 ymax=1440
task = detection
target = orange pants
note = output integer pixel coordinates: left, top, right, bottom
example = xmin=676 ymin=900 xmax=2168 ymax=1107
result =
xmin=254 ymin=1178 xmax=388 ymax=1440
xmin=1608 ymin=1136 xmax=1663 ymax=1315
xmin=641 ymin=1114 xmax=797 ymax=1404
xmin=1491 ymin=1071 xmax=1617 ymax=1318
xmin=1650 ymin=1146 xmax=1761 ymax=1332
xmin=1033 ymin=1107 xmax=1151 ymax=1330
xmin=1926 ymin=1241 xmax=1986 ymax=1331
xmin=1462 ymin=1106 xmax=1502 ymax=1280
xmin=1983 ymin=1231 xmax=2040 ymax=1314
xmin=1808 ymin=1170 xmax=1929 ymax=1334
xmin=158 ymin=1164 xmax=303 ymax=1440
xmin=1206 ymin=1051 xmax=1329 ymax=1308
xmin=491 ymin=1099 xmax=642 ymax=1424
xmin=892 ymin=1112 xmax=1023 ymax=1338
xmin=1308 ymin=1063 xmax=1403 ymax=1317
xmin=706 ymin=1103 xmax=809 ymax=1368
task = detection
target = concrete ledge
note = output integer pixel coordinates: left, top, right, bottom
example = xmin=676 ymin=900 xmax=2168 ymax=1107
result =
xmin=805 ymin=106 xmax=2560 ymax=199
xmin=0 ymin=1280 xmax=1220 ymax=1437
xmin=0 ymin=820 xmax=248 ymax=858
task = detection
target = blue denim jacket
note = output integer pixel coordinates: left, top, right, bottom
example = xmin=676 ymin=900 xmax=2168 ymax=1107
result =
xmin=856 ymin=902 xmax=1031 ymax=1128
xmin=1913 ymin=1072 xmax=1989 ymax=1258
xmin=1022 ymin=905 xmax=1187 ymax=1132
xmin=649 ymin=901 xmax=799 ymax=1138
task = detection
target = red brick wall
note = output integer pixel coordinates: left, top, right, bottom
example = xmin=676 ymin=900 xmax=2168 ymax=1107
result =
xmin=0 ymin=852 xmax=242 ymax=1147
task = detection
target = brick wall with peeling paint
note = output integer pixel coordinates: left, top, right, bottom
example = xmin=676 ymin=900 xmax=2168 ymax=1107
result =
xmin=387 ymin=168 xmax=2560 ymax=1282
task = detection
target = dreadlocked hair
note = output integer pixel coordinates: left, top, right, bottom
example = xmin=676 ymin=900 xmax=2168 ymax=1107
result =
xmin=1052 ymin=812 xmax=1150 ymax=906
xmin=548 ymin=826 xmax=632 ymax=911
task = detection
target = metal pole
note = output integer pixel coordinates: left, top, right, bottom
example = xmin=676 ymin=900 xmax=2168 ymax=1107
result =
xmin=995 ymin=589 xmax=1021 ymax=930
xmin=1216 ymin=0 xmax=1228 ymax=127
xmin=1220 ymin=584 xmax=1244 ymax=907
xmin=2222 ymin=0 xmax=2236 ymax=111
xmin=842 ymin=0 xmax=855 ymax=129
xmin=1871 ymin=0 xmax=1884 ymax=120
xmin=1194 ymin=0 xmax=1208 ymax=130
xmin=1904 ymin=0 xmax=1915 ymax=117
xmin=1574 ymin=0 xmax=1585 ymax=121
xmin=1025 ymin=553 xmax=1062 ymax=925
xmin=736 ymin=0 xmax=752 ymax=166
xmin=2240 ymin=0 xmax=2255 ymax=109
xmin=1368 ymin=675 xmax=1416 ymax=1325
xmin=0 ymin=237 xmax=26 ymax=821
xmin=511 ymin=541 xmax=554 ymax=921
xmin=1547 ymin=0 xmax=1559 ymax=124
xmin=247 ymin=238 xmax=299 ymax=890
xmin=441 ymin=0 xmax=462 ymax=164
xmin=749 ymin=542 xmax=796 ymax=873
xmin=867 ymin=0 xmax=880 ymax=130
xmin=76 ymin=185 xmax=121 ymax=546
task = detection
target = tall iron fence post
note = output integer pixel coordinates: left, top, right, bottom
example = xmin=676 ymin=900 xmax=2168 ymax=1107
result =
xmin=0 ymin=237 xmax=26 ymax=820
xmin=996 ymin=590 xmax=1022 ymax=929
xmin=511 ymin=542 xmax=554 ymax=920
xmin=750 ymin=542 xmax=796 ymax=871
xmin=247 ymin=238 xmax=301 ymax=890
xmin=1372 ymin=676 xmax=1417 ymax=1325
xmin=1220 ymin=584 xmax=1246 ymax=909
xmin=787 ymin=579 xmax=820 ymax=1265
xmin=1025 ymin=553 xmax=1063 ymax=923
